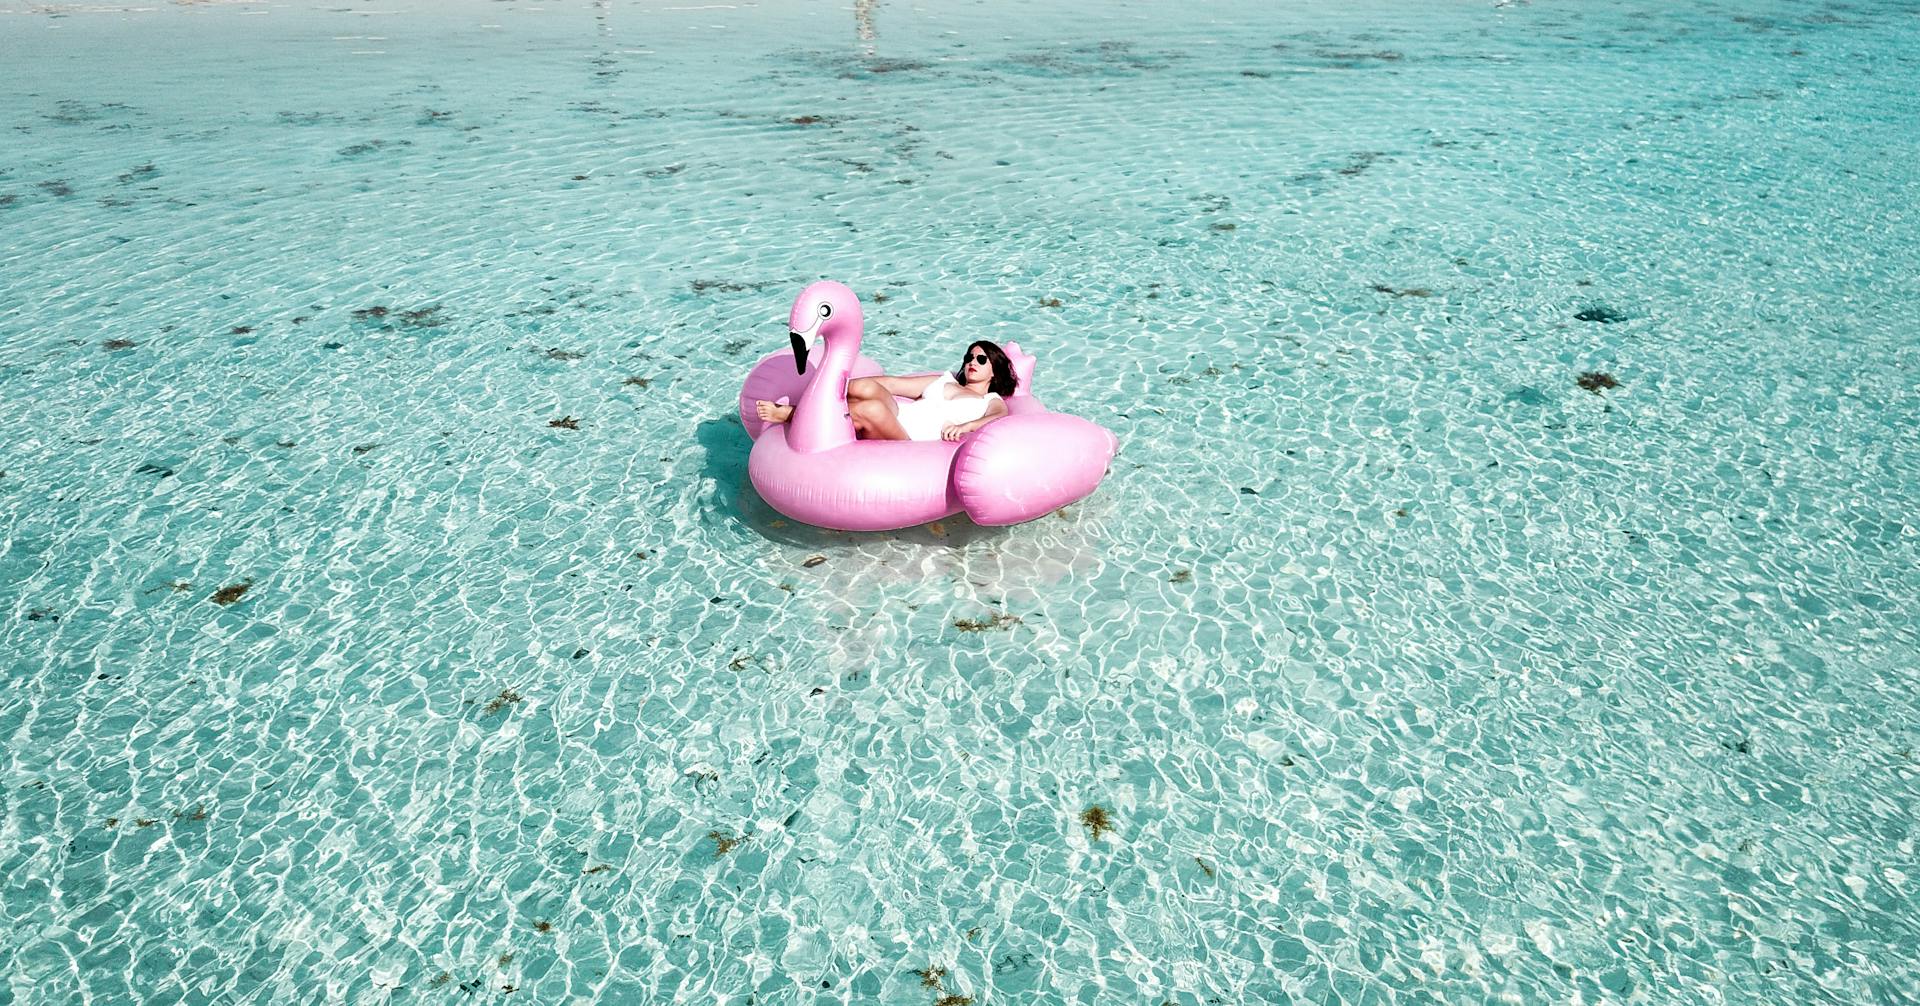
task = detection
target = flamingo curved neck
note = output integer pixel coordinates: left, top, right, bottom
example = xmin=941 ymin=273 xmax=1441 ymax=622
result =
xmin=787 ymin=321 xmax=860 ymax=454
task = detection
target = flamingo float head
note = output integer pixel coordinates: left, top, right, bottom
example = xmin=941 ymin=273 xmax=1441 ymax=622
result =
xmin=787 ymin=280 xmax=864 ymax=374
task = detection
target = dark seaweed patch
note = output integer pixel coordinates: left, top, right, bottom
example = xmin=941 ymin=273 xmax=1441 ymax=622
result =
xmin=351 ymin=306 xmax=389 ymax=321
xmin=543 ymin=347 xmax=586 ymax=361
xmin=991 ymin=950 xmax=1035 ymax=974
xmin=45 ymin=100 xmax=121 ymax=125
xmin=209 ymin=581 xmax=252 ymax=606
xmin=1005 ymin=40 xmax=1183 ymax=76
xmin=103 ymin=338 xmax=138 ymax=351
xmin=689 ymin=279 xmax=779 ymax=295
xmin=1575 ymin=304 xmax=1630 ymax=323
xmin=1316 ymin=49 xmax=1405 ymax=63
xmin=483 ymin=689 xmax=523 ymax=715
xmin=1576 ymin=371 xmax=1619 ymax=393
xmin=117 ymin=163 xmax=157 ymax=184
xmin=1371 ymin=283 xmax=1432 ymax=298
xmin=135 ymin=462 xmax=175 ymax=478
xmin=549 ymin=416 xmax=581 ymax=430
xmin=276 ymin=111 xmax=341 ymax=126
xmin=1336 ymin=151 xmax=1385 ymax=176
xmin=397 ymin=306 xmax=445 ymax=329
xmin=954 ymin=611 xmax=1021 ymax=632
xmin=38 ymin=180 xmax=73 ymax=197
xmin=1080 ymin=805 xmax=1113 ymax=841
xmin=336 ymin=139 xmax=410 ymax=157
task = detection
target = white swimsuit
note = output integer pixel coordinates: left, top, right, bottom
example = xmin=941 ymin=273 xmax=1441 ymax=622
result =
xmin=894 ymin=373 xmax=998 ymax=442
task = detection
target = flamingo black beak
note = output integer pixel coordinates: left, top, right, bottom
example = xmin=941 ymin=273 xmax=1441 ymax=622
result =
xmin=789 ymin=330 xmax=808 ymax=374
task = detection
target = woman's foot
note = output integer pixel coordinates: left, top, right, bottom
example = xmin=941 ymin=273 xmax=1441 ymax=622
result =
xmin=755 ymin=400 xmax=793 ymax=424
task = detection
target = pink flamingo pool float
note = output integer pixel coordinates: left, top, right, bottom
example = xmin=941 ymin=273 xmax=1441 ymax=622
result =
xmin=738 ymin=281 xmax=1118 ymax=532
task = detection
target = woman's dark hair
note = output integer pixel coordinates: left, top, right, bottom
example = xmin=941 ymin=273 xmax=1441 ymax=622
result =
xmin=954 ymin=340 xmax=1018 ymax=397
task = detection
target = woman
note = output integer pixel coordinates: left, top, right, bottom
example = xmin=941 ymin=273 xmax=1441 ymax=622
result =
xmin=755 ymin=340 xmax=1017 ymax=442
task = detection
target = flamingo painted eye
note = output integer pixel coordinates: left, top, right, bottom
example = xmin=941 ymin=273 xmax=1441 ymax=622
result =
xmin=818 ymin=303 xmax=832 ymax=318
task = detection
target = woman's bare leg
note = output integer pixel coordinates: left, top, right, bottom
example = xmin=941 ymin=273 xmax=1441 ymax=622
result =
xmin=850 ymin=397 xmax=910 ymax=440
xmin=850 ymin=374 xmax=944 ymax=403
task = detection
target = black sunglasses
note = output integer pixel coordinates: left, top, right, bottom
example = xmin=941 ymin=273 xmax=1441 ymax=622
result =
xmin=964 ymin=352 xmax=989 ymax=365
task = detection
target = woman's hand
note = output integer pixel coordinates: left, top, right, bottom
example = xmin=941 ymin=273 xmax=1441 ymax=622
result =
xmin=940 ymin=422 xmax=976 ymax=441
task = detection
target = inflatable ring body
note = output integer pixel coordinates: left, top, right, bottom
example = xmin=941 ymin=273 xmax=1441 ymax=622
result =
xmin=739 ymin=282 xmax=1117 ymax=532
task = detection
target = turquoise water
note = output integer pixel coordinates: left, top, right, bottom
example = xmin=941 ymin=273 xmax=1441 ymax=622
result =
xmin=4 ymin=0 xmax=1919 ymax=1001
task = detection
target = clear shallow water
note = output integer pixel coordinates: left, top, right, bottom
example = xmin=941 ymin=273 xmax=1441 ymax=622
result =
xmin=3 ymin=0 xmax=1919 ymax=1001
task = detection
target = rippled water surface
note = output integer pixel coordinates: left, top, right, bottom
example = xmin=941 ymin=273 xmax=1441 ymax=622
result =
xmin=4 ymin=0 xmax=1919 ymax=1002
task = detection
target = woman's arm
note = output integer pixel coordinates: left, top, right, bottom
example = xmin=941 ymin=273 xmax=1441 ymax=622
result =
xmin=941 ymin=397 xmax=1009 ymax=440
